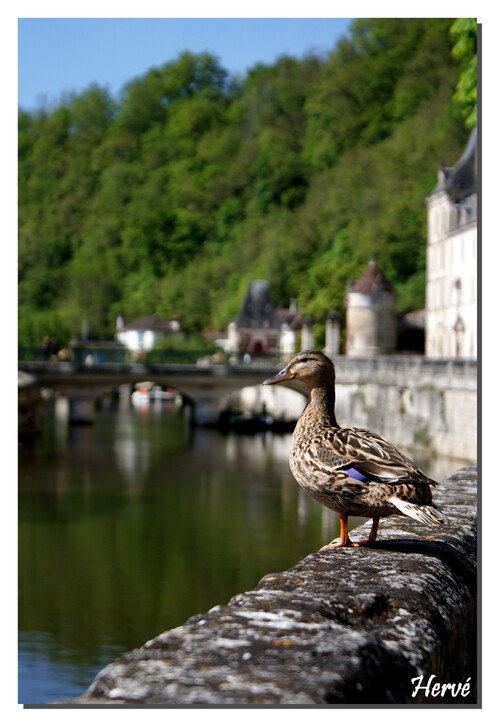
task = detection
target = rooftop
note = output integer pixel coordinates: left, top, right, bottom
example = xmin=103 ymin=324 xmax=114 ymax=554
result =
xmin=236 ymin=281 xmax=279 ymax=329
xmin=350 ymin=261 xmax=395 ymax=295
xmin=436 ymin=127 xmax=477 ymax=202
xmin=119 ymin=315 xmax=179 ymax=332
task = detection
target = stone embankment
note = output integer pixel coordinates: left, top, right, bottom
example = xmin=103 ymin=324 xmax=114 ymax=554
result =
xmin=18 ymin=371 xmax=42 ymax=435
xmin=334 ymin=357 xmax=477 ymax=461
xmin=70 ymin=464 xmax=477 ymax=706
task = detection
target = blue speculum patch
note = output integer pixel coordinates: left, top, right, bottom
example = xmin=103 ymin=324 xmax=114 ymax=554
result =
xmin=343 ymin=466 xmax=368 ymax=483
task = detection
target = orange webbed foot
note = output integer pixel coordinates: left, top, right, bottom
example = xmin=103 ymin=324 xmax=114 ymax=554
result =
xmin=320 ymin=538 xmax=354 ymax=549
xmin=320 ymin=515 xmax=380 ymax=549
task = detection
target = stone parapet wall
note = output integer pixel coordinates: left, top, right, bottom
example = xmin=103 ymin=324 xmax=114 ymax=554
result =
xmin=333 ymin=357 xmax=477 ymax=460
xmin=69 ymin=464 xmax=477 ymax=707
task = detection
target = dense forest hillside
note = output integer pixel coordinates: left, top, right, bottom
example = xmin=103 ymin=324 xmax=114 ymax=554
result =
xmin=18 ymin=18 xmax=476 ymax=348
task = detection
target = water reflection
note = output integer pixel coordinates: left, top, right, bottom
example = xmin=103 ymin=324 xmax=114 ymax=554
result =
xmin=18 ymin=402 xmax=471 ymax=704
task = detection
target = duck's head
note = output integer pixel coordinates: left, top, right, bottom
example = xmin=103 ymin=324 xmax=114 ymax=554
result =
xmin=263 ymin=350 xmax=336 ymax=389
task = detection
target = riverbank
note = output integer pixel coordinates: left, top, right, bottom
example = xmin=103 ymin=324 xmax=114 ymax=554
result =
xmin=67 ymin=463 xmax=477 ymax=706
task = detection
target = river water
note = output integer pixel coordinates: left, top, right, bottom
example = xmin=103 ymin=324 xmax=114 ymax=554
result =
xmin=18 ymin=398 xmax=470 ymax=705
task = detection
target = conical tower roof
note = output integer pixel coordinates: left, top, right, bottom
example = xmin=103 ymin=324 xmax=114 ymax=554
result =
xmin=351 ymin=261 xmax=395 ymax=295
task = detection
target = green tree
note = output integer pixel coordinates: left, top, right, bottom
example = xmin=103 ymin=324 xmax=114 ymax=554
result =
xmin=18 ymin=24 xmax=470 ymax=348
xmin=450 ymin=18 xmax=477 ymax=129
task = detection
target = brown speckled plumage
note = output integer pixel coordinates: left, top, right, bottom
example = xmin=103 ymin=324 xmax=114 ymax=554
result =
xmin=263 ymin=350 xmax=445 ymax=547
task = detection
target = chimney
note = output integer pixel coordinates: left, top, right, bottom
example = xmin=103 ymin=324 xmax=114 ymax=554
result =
xmin=301 ymin=316 xmax=314 ymax=350
xmin=325 ymin=310 xmax=340 ymax=358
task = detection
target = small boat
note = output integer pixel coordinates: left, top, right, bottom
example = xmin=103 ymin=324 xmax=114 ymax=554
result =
xmin=216 ymin=410 xmax=296 ymax=434
xmin=131 ymin=383 xmax=177 ymax=408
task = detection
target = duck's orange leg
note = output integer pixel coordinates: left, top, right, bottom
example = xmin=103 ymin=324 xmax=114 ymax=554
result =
xmin=321 ymin=512 xmax=354 ymax=548
xmin=352 ymin=516 xmax=380 ymax=547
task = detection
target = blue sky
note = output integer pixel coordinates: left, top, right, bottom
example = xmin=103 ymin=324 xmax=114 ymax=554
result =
xmin=18 ymin=17 xmax=353 ymax=111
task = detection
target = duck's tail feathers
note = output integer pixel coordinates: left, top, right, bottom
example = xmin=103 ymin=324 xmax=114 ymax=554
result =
xmin=389 ymin=496 xmax=446 ymax=527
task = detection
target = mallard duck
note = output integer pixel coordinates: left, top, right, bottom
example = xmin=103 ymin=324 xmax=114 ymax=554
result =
xmin=263 ymin=350 xmax=445 ymax=547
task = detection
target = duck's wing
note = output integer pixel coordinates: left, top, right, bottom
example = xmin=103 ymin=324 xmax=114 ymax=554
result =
xmin=316 ymin=426 xmax=438 ymax=487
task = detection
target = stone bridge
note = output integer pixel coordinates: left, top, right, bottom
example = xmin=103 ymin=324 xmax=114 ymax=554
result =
xmin=18 ymin=360 xmax=303 ymax=425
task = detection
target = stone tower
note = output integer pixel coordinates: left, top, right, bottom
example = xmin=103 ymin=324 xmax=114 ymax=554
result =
xmin=345 ymin=261 xmax=397 ymax=356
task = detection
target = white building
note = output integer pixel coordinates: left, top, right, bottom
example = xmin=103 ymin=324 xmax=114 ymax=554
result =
xmin=116 ymin=314 xmax=181 ymax=353
xmin=425 ymin=129 xmax=477 ymax=358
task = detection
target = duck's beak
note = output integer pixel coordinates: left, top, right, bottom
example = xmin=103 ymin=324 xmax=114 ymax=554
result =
xmin=262 ymin=365 xmax=295 ymax=386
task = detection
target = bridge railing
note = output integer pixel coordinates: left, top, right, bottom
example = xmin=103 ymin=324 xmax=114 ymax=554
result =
xmin=18 ymin=346 xmax=207 ymax=365
xmin=18 ymin=345 xmax=128 ymax=364
xmin=18 ymin=346 xmax=283 ymax=367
